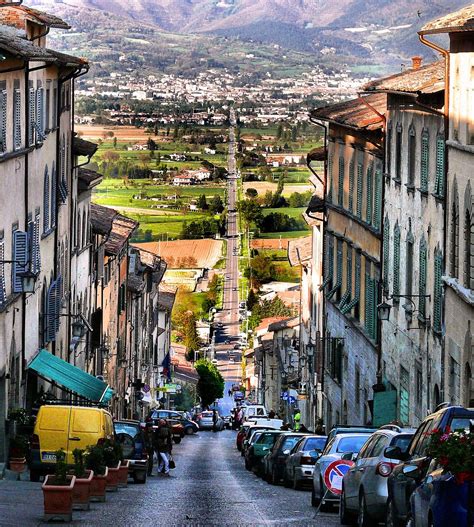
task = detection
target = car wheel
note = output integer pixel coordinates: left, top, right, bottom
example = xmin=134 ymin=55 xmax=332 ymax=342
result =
xmin=357 ymin=492 xmax=374 ymax=527
xmin=386 ymin=499 xmax=401 ymax=527
xmin=311 ymin=485 xmax=320 ymax=507
xmin=185 ymin=427 xmax=194 ymax=435
xmin=340 ymin=487 xmax=355 ymax=525
xmin=292 ymin=473 xmax=300 ymax=490
xmin=245 ymin=459 xmax=251 ymax=471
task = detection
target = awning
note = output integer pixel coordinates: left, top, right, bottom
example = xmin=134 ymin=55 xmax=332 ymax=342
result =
xmin=28 ymin=349 xmax=113 ymax=404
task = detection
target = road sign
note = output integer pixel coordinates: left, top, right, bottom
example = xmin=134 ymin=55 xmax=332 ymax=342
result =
xmin=281 ymin=391 xmax=288 ymax=401
xmin=323 ymin=460 xmax=354 ymax=496
xmin=287 ymin=396 xmax=296 ymax=404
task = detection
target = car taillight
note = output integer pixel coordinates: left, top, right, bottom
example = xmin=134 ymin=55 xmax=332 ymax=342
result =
xmin=300 ymin=456 xmax=316 ymax=465
xmin=376 ymin=462 xmax=396 ymax=477
xmin=30 ymin=434 xmax=40 ymax=449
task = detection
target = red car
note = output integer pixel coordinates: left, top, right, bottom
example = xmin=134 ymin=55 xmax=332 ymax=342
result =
xmin=236 ymin=424 xmax=252 ymax=451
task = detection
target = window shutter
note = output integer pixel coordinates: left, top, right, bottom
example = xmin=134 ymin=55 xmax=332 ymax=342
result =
xmin=356 ymin=163 xmax=363 ymax=218
xmin=0 ymin=89 xmax=6 ymax=153
xmin=36 ymin=87 xmax=45 ymax=141
xmin=393 ymin=225 xmax=401 ymax=298
xmin=366 ymin=163 xmax=373 ymax=224
xmin=433 ymin=250 xmax=443 ymax=333
xmin=338 ymin=156 xmax=344 ymax=206
xmin=386 ymin=122 xmax=392 ymax=175
xmin=55 ymin=275 xmax=62 ymax=331
xmin=0 ymin=239 xmax=5 ymax=305
xmin=435 ymin=136 xmax=445 ymax=197
xmin=339 ymin=246 xmax=352 ymax=309
xmin=51 ymin=165 xmax=57 ymax=226
xmin=43 ymin=169 xmax=50 ymax=233
xmin=328 ymin=235 xmax=334 ymax=288
xmin=337 ymin=240 xmax=343 ymax=286
xmin=348 ymin=158 xmax=355 ymax=212
xmin=12 ymin=230 xmax=28 ymax=293
xmin=383 ymin=218 xmax=390 ymax=293
xmin=34 ymin=211 xmax=41 ymax=273
xmin=420 ymin=130 xmax=429 ymax=192
xmin=365 ymin=270 xmax=372 ymax=334
xmin=419 ymin=238 xmax=427 ymax=319
xmin=373 ymin=167 xmax=382 ymax=230
xmin=59 ymin=143 xmax=68 ymax=203
xmin=46 ymin=280 xmax=57 ymax=342
xmin=28 ymin=87 xmax=35 ymax=146
xmin=13 ymin=89 xmax=21 ymax=150
xmin=327 ymin=153 xmax=333 ymax=203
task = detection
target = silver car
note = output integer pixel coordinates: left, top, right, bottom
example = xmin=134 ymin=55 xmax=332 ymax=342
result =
xmin=198 ymin=411 xmax=224 ymax=431
xmin=285 ymin=435 xmax=327 ymax=489
xmin=340 ymin=425 xmax=415 ymax=526
xmin=312 ymin=433 xmax=372 ymax=509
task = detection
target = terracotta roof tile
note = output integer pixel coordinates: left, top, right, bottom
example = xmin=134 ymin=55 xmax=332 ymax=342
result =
xmin=268 ymin=316 xmax=299 ymax=332
xmin=90 ymin=203 xmax=117 ymax=236
xmin=363 ymin=60 xmax=445 ymax=94
xmin=73 ymin=136 xmax=98 ymax=157
xmin=310 ymin=93 xmax=386 ymax=131
xmin=157 ymin=284 xmax=178 ymax=312
xmin=288 ymin=236 xmax=312 ymax=266
xmin=78 ymin=168 xmax=103 ymax=192
xmin=0 ymin=5 xmax=70 ymax=29
xmin=420 ymin=5 xmax=474 ymax=34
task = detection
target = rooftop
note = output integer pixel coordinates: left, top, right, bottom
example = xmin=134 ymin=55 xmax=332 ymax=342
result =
xmin=90 ymin=203 xmax=117 ymax=236
xmin=73 ymin=136 xmax=98 ymax=157
xmin=78 ymin=168 xmax=103 ymax=192
xmin=105 ymin=215 xmax=138 ymax=255
xmin=363 ymin=60 xmax=445 ymax=95
xmin=310 ymin=93 xmax=386 ymax=131
xmin=288 ymin=236 xmax=312 ymax=266
xmin=420 ymin=5 xmax=474 ymax=35
xmin=268 ymin=316 xmax=299 ymax=333
xmin=157 ymin=284 xmax=178 ymax=312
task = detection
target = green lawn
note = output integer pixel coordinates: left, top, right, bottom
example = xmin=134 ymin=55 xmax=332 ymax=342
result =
xmin=258 ymin=230 xmax=310 ymax=239
xmin=263 ymin=207 xmax=306 ymax=219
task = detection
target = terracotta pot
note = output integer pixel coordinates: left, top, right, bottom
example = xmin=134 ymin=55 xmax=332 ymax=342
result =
xmin=9 ymin=457 xmax=26 ymax=473
xmin=42 ymin=474 xmax=76 ymax=522
xmin=106 ymin=462 xmax=121 ymax=492
xmin=117 ymin=460 xmax=130 ymax=488
xmin=90 ymin=467 xmax=108 ymax=502
xmin=71 ymin=469 xmax=94 ymax=511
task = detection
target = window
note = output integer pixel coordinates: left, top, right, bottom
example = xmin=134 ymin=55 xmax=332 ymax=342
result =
xmin=52 ymin=84 xmax=58 ymax=128
xmin=36 ymin=82 xmax=45 ymax=142
xmin=31 ymin=210 xmax=41 ymax=274
xmin=338 ymin=155 xmax=345 ymax=206
xmin=341 ymin=250 xmax=360 ymax=317
xmin=434 ymin=134 xmax=445 ymax=197
xmin=59 ymin=136 xmax=68 ymax=202
xmin=450 ymin=183 xmax=460 ymax=278
xmin=420 ymin=128 xmax=429 ymax=192
xmin=43 ymin=167 xmax=50 ymax=233
xmin=419 ymin=237 xmax=427 ymax=320
xmin=45 ymin=278 xmax=61 ymax=343
xmin=0 ymin=233 xmax=5 ymax=305
xmin=327 ymin=151 xmax=333 ymax=203
xmin=0 ymin=84 xmax=6 ymax=153
xmin=405 ymin=227 xmax=414 ymax=308
xmin=329 ymin=339 xmax=343 ymax=383
xmin=51 ymin=163 xmax=56 ymax=228
xmin=348 ymin=157 xmax=355 ymax=212
xmin=28 ymin=81 xmax=35 ymax=147
xmin=328 ymin=238 xmax=342 ymax=300
xmin=386 ymin=121 xmax=392 ymax=176
xmin=13 ymin=85 xmax=21 ymax=151
xmin=433 ymin=248 xmax=443 ymax=334
xmin=395 ymin=123 xmax=402 ymax=181
xmin=393 ymin=223 xmax=401 ymax=300
xmin=324 ymin=234 xmax=334 ymax=290
xmin=364 ymin=262 xmax=377 ymax=340
xmin=416 ymin=364 xmax=423 ymax=408
xmin=12 ymin=229 xmax=28 ymax=293
xmin=356 ymin=161 xmax=363 ymax=218
xmin=45 ymin=80 xmax=51 ymax=131
xmin=407 ymin=124 xmax=416 ymax=188
xmin=373 ymin=165 xmax=382 ymax=231
xmin=339 ymin=244 xmax=352 ymax=310
xmin=366 ymin=162 xmax=373 ymax=224
xmin=383 ymin=217 xmax=390 ymax=294
xmin=464 ymin=207 xmax=474 ymax=290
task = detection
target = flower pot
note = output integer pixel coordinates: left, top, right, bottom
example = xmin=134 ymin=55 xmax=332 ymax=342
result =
xmin=106 ymin=462 xmax=121 ymax=492
xmin=117 ymin=460 xmax=130 ymax=488
xmin=71 ymin=469 xmax=94 ymax=511
xmin=90 ymin=467 xmax=108 ymax=503
xmin=42 ymin=474 xmax=76 ymax=522
xmin=9 ymin=457 xmax=26 ymax=473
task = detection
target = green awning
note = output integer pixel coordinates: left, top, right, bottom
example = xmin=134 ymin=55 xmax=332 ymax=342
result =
xmin=28 ymin=349 xmax=113 ymax=404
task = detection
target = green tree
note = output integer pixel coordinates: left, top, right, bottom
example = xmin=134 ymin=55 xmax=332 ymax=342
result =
xmin=238 ymin=199 xmax=263 ymax=228
xmin=183 ymin=311 xmax=201 ymax=361
xmin=197 ymin=194 xmax=209 ymax=210
xmin=209 ymin=195 xmax=224 ymax=214
xmin=147 ymin=137 xmax=157 ymax=151
xmin=263 ymin=190 xmax=274 ymax=207
xmin=247 ymin=288 xmax=258 ymax=310
xmin=245 ymin=188 xmax=258 ymax=199
xmin=112 ymin=137 xmax=117 ymax=149
xmin=276 ymin=123 xmax=283 ymax=140
xmin=195 ymin=359 xmax=224 ymax=408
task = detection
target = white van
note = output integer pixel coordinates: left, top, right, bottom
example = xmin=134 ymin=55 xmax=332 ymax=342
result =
xmin=241 ymin=404 xmax=267 ymax=420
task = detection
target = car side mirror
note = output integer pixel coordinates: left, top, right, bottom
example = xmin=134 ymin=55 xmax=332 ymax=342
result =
xmin=341 ymin=451 xmax=354 ymax=461
xmin=402 ymin=464 xmax=420 ymax=479
xmin=283 ymin=449 xmax=290 ymax=455
xmin=384 ymin=445 xmax=406 ymax=461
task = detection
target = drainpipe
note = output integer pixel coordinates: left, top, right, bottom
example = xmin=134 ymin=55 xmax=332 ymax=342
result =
xmin=22 ymin=61 xmax=29 ymax=404
xmin=418 ymin=32 xmax=450 ymax=402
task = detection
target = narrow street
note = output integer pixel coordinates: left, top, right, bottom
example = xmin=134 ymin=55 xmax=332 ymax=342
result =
xmin=0 ymin=432 xmax=339 ymax=526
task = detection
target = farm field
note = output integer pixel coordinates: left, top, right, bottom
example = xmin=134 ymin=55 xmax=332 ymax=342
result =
xmin=243 ymin=181 xmax=312 ymax=196
xmin=262 ymin=207 xmax=306 ymax=219
xmin=258 ymin=230 xmax=310 ymax=239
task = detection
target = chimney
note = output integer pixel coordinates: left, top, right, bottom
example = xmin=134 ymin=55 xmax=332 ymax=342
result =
xmin=412 ymin=56 xmax=422 ymax=70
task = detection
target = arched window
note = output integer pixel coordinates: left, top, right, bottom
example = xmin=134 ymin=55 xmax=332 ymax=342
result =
xmin=407 ymin=124 xmax=416 ymax=187
xmin=464 ymin=182 xmax=473 ymax=290
xmin=450 ymin=179 xmax=459 ymax=278
xmin=43 ymin=166 xmax=50 ymax=233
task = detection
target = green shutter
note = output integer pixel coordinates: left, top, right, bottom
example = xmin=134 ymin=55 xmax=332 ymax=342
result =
xmin=327 ymin=153 xmax=333 ymax=203
xmin=420 ymin=130 xmax=429 ymax=192
xmin=419 ymin=238 xmax=427 ymax=319
xmin=348 ymin=159 xmax=355 ymax=212
xmin=366 ymin=163 xmax=373 ymax=224
xmin=338 ymin=156 xmax=345 ymax=206
xmin=365 ymin=270 xmax=372 ymax=335
xmin=383 ymin=218 xmax=390 ymax=293
xmin=356 ymin=163 xmax=363 ymax=218
xmin=339 ymin=245 xmax=352 ymax=309
xmin=435 ymin=136 xmax=445 ymax=197
xmin=373 ymin=167 xmax=382 ymax=230
xmin=433 ymin=250 xmax=443 ymax=333
xmin=393 ymin=224 xmax=401 ymax=298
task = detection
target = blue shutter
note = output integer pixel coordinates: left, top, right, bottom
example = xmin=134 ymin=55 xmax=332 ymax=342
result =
xmin=46 ymin=280 xmax=57 ymax=342
xmin=13 ymin=89 xmax=21 ymax=150
xmin=338 ymin=156 xmax=344 ymax=206
xmin=356 ymin=163 xmax=363 ymax=218
xmin=28 ymin=87 xmax=35 ymax=147
xmin=435 ymin=136 xmax=445 ymax=197
xmin=12 ymin=230 xmax=28 ymax=293
xmin=51 ymin=165 xmax=57 ymax=227
xmin=55 ymin=275 xmax=62 ymax=332
xmin=34 ymin=211 xmax=41 ymax=273
xmin=420 ymin=130 xmax=429 ymax=192
xmin=366 ymin=163 xmax=373 ymax=224
xmin=36 ymin=87 xmax=45 ymax=141
xmin=43 ymin=168 xmax=50 ymax=233
xmin=0 ymin=89 xmax=6 ymax=153
xmin=0 ymin=239 xmax=5 ymax=305
xmin=348 ymin=158 xmax=355 ymax=212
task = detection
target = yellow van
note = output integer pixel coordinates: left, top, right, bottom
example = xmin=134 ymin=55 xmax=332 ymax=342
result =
xmin=30 ymin=405 xmax=114 ymax=481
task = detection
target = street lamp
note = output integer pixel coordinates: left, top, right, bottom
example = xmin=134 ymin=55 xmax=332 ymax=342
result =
xmin=0 ymin=261 xmax=38 ymax=293
xmin=71 ymin=319 xmax=87 ymax=338
xmin=377 ymin=301 xmax=392 ymax=321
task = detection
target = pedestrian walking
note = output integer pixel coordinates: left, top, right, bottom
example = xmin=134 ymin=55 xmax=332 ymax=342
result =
xmin=145 ymin=421 xmax=154 ymax=476
xmin=212 ymin=409 xmax=218 ymax=432
xmin=153 ymin=419 xmax=173 ymax=476
xmin=293 ymin=409 xmax=301 ymax=432
xmin=268 ymin=409 xmax=276 ymax=419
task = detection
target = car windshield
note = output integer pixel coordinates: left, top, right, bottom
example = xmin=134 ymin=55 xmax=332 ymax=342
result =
xmin=392 ymin=434 xmax=413 ymax=451
xmin=114 ymin=424 xmax=139 ymax=437
xmin=257 ymin=433 xmax=278 ymax=445
xmin=450 ymin=417 xmax=472 ymax=431
xmin=304 ymin=437 xmax=327 ymax=451
xmin=282 ymin=436 xmax=303 ymax=450
xmin=336 ymin=435 xmax=370 ymax=453
xmin=202 ymin=412 xmax=213 ymax=417
xmin=250 ymin=432 xmax=263 ymax=443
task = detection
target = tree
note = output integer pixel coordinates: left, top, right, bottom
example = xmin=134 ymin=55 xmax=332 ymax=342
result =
xmin=276 ymin=123 xmax=283 ymax=140
xmin=247 ymin=288 xmax=258 ymax=310
xmin=238 ymin=199 xmax=263 ymax=228
xmin=209 ymin=195 xmax=224 ymax=214
xmin=195 ymin=359 xmax=224 ymax=408
xmin=102 ymin=150 xmax=120 ymax=163
xmin=249 ymin=296 xmax=294 ymax=330
xmin=112 ymin=137 xmax=117 ymax=149
xmin=263 ymin=190 xmax=274 ymax=207
xmin=147 ymin=137 xmax=157 ymax=151
xmin=183 ymin=311 xmax=200 ymax=361
xmin=197 ymin=194 xmax=208 ymax=210
xmin=245 ymin=254 xmax=276 ymax=287
xmin=245 ymin=188 xmax=258 ymax=199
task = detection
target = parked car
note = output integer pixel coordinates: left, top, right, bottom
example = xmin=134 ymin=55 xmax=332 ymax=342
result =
xmin=285 ymin=435 xmax=327 ymax=490
xmin=114 ymin=420 xmax=150 ymax=484
xmin=241 ymin=425 xmax=273 ymax=457
xmin=146 ymin=410 xmax=185 ymax=443
xmin=243 ymin=430 xmax=265 ymax=468
xmin=236 ymin=424 xmax=252 ymax=451
xmin=265 ymin=432 xmax=308 ymax=485
xmin=325 ymin=425 xmax=377 ymax=449
xmin=408 ymin=464 xmax=473 ymax=527
xmin=311 ymin=432 xmax=372 ymax=509
xmin=196 ymin=410 xmax=224 ymax=431
xmin=30 ymin=405 xmax=114 ymax=481
xmin=340 ymin=424 xmax=415 ymax=525
xmin=246 ymin=430 xmax=282 ymax=475
xmin=149 ymin=409 xmax=199 ymax=436
xmin=385 ymin=404 xmax=474 ymax=527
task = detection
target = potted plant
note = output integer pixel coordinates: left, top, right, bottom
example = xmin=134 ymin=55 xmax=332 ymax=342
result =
xmin=85 ymin=444 xmax=108 ymax=502
xmin=103 ymin=439 xmax=123 ymax=492
xmin=118 ymin=457 xmax=130 ymax=488
xmin=8 ymin=434 xmax=28 ymax=473
xmin=42 ymin=449 xmax=76 ymax=522
xmin=70 ymin=449 xmax=94 ymax=511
